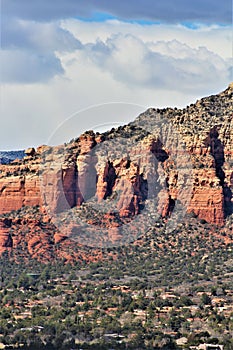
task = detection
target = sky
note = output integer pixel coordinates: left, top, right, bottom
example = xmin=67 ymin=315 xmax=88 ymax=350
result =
xmin=1 ymin=0 xmax=232 ymax=150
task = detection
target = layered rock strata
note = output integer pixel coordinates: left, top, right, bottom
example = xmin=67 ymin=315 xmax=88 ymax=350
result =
xmin=0 ymin=84 xmax=232 ymax=256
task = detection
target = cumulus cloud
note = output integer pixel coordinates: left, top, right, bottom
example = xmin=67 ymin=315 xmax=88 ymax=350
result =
xmin=1 ymin=19 xmax=82 ymax=52
xmin=2 ymin=0 xmax=232 ymax=24
xmin=3 ymin=17 xmax=230 ymax=89
xmin=61 ymin=20 xmax=232 ymax=59
xmin=81 ymin=34 xmax=232 ymax=93
xmin=1 ymin=1 xmax=231 ymax=85
xmin=0 ymin=14 xmax=231 ymax=149
xmin=1 ymin=19 xmax=81 ymax=83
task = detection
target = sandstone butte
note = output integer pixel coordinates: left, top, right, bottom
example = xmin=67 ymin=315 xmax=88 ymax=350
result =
xmin=0 ymin=84 xmax=232 ymax=260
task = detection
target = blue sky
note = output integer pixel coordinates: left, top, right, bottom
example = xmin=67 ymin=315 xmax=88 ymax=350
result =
xmin=1 ymin=1 xmax=232 ymax=149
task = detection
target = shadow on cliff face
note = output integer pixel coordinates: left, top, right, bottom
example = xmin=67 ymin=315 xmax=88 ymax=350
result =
xmin=208 ymin=127 xmax=233 ymax=217
xmin=62 ymin=134 xmax=171 ymax=224
xmin=102 ymin=161 xmax=117 ymax=200
xmin=150 ymin=139 xmax=169 ymax=163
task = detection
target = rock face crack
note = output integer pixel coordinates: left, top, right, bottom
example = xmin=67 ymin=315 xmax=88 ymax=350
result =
xmin=208 ymin=127 xmax=233 ymax=217
xmin=103 ymin=161 xmax=117 ymax=200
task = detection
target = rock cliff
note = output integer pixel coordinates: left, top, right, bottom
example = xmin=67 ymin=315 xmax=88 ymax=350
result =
xmin=0 ymin=84 xmax=232 ymax=260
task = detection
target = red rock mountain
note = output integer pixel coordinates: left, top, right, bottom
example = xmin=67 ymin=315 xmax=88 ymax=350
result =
xmin=0 ymin=84 xmax=232 ymax=260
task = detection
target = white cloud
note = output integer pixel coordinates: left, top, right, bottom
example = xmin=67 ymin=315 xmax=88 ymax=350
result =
xmin=1 ymin=19 xmax=232 ymax=150
xmin=2 ymin=19 xmax=81 ymax=52
xmin=1 ymin=19 xmax=81 ymax=83
xmin=61 ymin=20 xmax=232 ymax=59
xmin=81 ymin=33 xmax=231 ymax=93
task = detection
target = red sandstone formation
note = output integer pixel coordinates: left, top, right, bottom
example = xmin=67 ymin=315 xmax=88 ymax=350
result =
xmin=0 ymin=84 xmax=232 ymax=259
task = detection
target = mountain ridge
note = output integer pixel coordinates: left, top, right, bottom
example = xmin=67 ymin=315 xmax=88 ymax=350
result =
xmin=0 ymin=150 xmax=25 ymax=165
xmin=0 ymin=84 xmax=232 ymax=262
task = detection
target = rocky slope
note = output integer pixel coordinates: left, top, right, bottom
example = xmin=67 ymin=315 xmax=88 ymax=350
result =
xmin=0 ymin=84 xmax=232 ymax=260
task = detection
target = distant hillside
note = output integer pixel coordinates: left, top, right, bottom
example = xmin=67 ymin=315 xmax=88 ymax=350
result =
xmin=0 ymin=150 xmax=25 ymax=164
